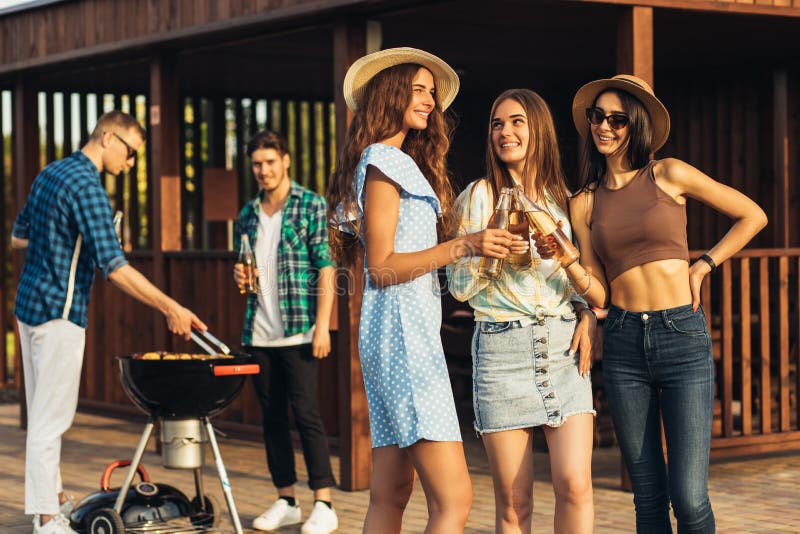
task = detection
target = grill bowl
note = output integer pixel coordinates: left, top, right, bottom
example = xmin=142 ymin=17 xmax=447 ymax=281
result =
xmin=117 ymin=353 xmax=257 ymax=418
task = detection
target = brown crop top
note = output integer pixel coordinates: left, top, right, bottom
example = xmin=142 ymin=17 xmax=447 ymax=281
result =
xmin=590 ymin=160 xmax=689 ymax=282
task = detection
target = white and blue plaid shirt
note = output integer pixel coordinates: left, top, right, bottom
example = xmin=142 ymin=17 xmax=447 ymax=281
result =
xmin=13 ymin=151 xmax=128 ymax=328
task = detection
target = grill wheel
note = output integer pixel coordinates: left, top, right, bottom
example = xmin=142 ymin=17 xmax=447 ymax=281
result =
xmin=88 ymin=507 xmax=125 ymax=534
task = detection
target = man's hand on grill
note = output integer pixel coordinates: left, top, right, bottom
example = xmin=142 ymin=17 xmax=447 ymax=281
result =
xmin=166 ymin=302 xmax=206 ymax=340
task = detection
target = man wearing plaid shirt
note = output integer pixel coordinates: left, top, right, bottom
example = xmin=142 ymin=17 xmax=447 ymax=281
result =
xmin=12 ymin=111 xmax=205 ymax=534
xmin=232 ymin=130 xmax=337 ymax=534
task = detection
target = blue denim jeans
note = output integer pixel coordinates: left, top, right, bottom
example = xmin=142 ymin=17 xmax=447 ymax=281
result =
xmin=603 ymin=304 xmax=715 ymax=534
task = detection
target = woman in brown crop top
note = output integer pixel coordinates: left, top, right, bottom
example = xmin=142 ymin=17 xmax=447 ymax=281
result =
xmin=539 ymin=75 xmax=767 ymax=533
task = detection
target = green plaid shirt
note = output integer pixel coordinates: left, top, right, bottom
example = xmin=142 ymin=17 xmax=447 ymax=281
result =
xmin=234 ymin=181 xmax=335 ymax=346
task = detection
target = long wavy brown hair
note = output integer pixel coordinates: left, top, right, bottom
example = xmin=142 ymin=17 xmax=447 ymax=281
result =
xmin=484 ymin=89 xmax=569 ymax=215
xmin=326 ymin=63 xmax=456 ymax=267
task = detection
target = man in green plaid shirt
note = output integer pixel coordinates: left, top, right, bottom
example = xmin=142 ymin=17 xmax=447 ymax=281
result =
xmin=232 ymin=130 xmax=338 ymax=534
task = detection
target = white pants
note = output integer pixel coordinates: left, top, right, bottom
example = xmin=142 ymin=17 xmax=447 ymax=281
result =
xmin=18 ymin=319 xmax=85 ymax=515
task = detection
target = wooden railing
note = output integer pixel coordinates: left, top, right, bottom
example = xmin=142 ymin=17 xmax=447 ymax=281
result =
xmin=79 ymin=251 xmax=340 ymax=443
xmin=7 ymin=248 xmax=800 ymax=458
xmin=696 ymin=249 xmax=800 ymax=457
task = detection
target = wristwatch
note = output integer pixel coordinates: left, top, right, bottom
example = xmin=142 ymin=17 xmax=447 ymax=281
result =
xmin=698 ymin=253 xmax=717 ymax=273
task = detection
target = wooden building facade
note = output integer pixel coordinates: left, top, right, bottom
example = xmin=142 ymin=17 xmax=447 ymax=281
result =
xmin=1 ymin=0 xmax=800 ymax=490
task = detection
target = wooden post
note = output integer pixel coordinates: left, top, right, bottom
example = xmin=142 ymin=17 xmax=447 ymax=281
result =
xmin=616 ymin=6 xmax=654 ymax=86
xmin=333 ymin=17 xmax=369 ymax=491
xmin=204 ymin=98 xmax=228 ymax=250
xmin=12 ymin=79 xmax=41 ymax=429
xmin=149 ymin=55 xmax=181 ymax=350
xmin=773 ymin=69 xmax=789 ymax=248
xmin=0 ymin=91 xmax=7 ymax=388
xmin=616 ymin=6 xmax=654 ymax=491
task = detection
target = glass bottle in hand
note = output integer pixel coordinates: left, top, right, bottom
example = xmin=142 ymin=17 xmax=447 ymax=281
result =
xmin=515 ymin=190 xmax=580 ymax=267
xmin=478 ymin=187 xmax=512 ymax=280
xmin=506 ymin=188 xmax=533 ymax=268
xmin=238 ymin=234 xmax=258 ymax=294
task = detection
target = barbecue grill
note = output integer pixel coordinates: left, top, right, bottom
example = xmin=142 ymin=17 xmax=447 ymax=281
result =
xmin=69 ymin=329 xmax=258 ymax=534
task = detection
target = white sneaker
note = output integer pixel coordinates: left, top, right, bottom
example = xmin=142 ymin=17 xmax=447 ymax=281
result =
xmin=32 ymin=514 xmax=78 ymax=534
xmin=301 ymin=501 xmax=338 ymax=534
xmin=252 ymin=499 xmax=302 ymax=531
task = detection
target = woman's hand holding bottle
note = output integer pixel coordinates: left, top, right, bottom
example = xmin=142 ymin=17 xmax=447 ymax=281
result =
xmin=531 ymin=220 xmax=579 ymax=267
xmin=456 ymin=228 xmax=521 ymax=260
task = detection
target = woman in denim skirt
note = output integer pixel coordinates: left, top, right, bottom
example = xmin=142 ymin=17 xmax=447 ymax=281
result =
xmin=539 ymin=75 xmax=767 ymax=533
xmin=449 ymin=89 xmax=597 ymax=533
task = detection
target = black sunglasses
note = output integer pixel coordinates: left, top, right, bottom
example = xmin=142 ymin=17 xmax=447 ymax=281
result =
xmin=112 ymin=132 xmax=138 ymax=159
xmin=586 ymin=108 xmax=629 ymax=130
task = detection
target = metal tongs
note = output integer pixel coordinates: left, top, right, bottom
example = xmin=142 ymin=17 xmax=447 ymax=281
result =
xmin=189 ymin=326 xmax=231 ymax=356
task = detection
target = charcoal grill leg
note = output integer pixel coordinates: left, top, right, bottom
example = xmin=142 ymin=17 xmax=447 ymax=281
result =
xmin=114 ymin=418 xmax=155 ymax=513
xmin=203 ymin=416 xmax=243 ymax=534
xmin=193 ymin=468 xmax=206 ymax=512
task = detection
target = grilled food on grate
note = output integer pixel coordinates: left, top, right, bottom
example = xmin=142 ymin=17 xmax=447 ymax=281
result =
xmin=135 ymin=352 xmax=235 ymax=360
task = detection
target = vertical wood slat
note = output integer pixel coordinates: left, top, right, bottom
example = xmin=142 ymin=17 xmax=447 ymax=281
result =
xmin=0 ymin=91 xmax=6 ymax=385
xmin=235 ymin=98 xmax=246 ymax=206
xmin=333 ymin=16 xmax=368 ymax=491
xmin=46 ymin=91 xmax=56 ymax=165
xmin=310 ymin=101 xmax=320 ymax=194
xmin=191 ymin=97 xmax=203 ymax=250
xmin=114 ymin=94 xmax=126 ymax=213
xmin=701 ymin=89 xmax=715 ymax=249
xmin=149 ymin=54 xmax=181 ymax=350
xmin=721 ymin=261 xmax=734 ymax=436
xmin=300 ymin=100 xmax=310 ymax=188
xmin=80 ymin=93 xmax=89 ymax=146
xmin=63 ymin=92 xmax=72 ymax=155
xmin=778 ymin=256 xmax=789 ymax=431
xmin=797 ymin=257 xmax=800 ymax=428
xmin=616 ymin=6 xmax=653 ymax=86
xmin=759 ymin=257 xmax=771 ymax=433
xmin=129 ymin=96 xmax=143 ymax=250
xmin=179 ymin=96 xmax=189 ymax=249
xmin=13 ymin=80 xmax=41 ymax=415
xmin=774 ymin=70 xmax=790 ymax=247
xmin=740 ymin=258 xmax=752 ymax=435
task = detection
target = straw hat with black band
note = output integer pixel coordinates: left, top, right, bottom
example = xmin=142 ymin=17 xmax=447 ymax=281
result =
xmin=343 ymin=47 xmax=460 ymax=112
xmin=572 ymin=74 xmax=671 ymax=152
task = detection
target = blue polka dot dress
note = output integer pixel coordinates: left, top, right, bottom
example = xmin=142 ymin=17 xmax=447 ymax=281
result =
xmin=355 ymin=143 xmax=462 ymax=448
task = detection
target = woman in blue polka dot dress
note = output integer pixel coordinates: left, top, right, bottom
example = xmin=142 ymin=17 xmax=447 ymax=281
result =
xmin=327 ymin=48 xmax=523 ymax=533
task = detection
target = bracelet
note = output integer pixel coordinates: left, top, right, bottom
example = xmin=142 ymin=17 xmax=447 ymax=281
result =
xmin=576 ymin=268 xmax=592 ymax=297
xmin=699 ymin=253 xmax=717 ymax=273
xmin=562 ymin=257 xmax=579 ymax=269
xmin=578 ymin=307 xmax=597 ymax=321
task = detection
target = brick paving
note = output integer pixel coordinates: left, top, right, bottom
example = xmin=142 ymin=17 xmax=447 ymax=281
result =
xmin=1 ymin=402 xmax=798 ymax=533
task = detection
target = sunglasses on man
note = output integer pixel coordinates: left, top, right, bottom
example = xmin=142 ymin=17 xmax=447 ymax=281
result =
xmin=586 ymin=107 xmax=629 ymax=130
xmin=112 ymin=132 xmax=138 ymax=159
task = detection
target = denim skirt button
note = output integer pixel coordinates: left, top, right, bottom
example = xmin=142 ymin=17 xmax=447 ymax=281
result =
xmin=642 ymin=313 xmax=650 ymax=321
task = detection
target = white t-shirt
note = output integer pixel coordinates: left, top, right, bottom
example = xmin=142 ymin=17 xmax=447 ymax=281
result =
xmin=252 ymin=206 xmax=315 ymax=347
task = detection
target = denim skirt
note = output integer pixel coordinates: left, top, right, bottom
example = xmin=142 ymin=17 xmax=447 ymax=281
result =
xmin=471 ymin=313 xmax=595 ymax=433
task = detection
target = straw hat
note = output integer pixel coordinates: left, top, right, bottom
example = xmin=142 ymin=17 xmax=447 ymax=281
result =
xmin=343 ymin=47 xmax=460 ymax=112
xmin=572 ymin=74 xmax=670 ymax=152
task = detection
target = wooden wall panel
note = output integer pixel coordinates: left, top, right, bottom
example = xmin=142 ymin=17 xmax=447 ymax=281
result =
xmin=0 ymin=0 xmax=332 ymax=68
xmin=658 ymin=71 xmax=779 ymax=250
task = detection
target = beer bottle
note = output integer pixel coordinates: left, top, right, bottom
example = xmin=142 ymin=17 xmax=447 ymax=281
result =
xmin=238 ymin=234 xmax=258 ymax=294
xmin=516 ymin=190 xmax=580 ymax=267
xmin=506 ymin=188 xmax=533 ymax=268
xmin=478 ymin=187 xmax=512 ymax=280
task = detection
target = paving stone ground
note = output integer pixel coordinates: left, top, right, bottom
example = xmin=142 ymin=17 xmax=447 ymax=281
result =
xmin=1 ymin=403 xmax=798 ymax=533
